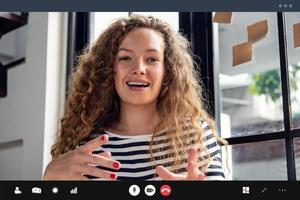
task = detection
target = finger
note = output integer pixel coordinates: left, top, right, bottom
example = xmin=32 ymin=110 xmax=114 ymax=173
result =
xmin=76 ymin=175 xmax=89 ymax=181
xmin=187 ymin=161 xmax=201 ymax=180
xmin=82 ymin=165 xmax=118 ymax=180
xmin=84 ymin=154 xmax=121 ymax=170
xmin=190 ymin=164 xmax=206 ymax=180
xmin=156 ymin=166 xmax=184 ymax=180
xmin=63 ymin=167 xmax=90 ymax=180
xmin=80 ymin=135 xmax=108 ymax=153
xmin=187 ymin=147 xmax=198 ymax=164
xmin=187 ymin=148 xmax=201 ymax=179
xmin=198 ymin=172 xmax=206 ymax=180
xmin=98 ymin=151 xmax=111 ymax=158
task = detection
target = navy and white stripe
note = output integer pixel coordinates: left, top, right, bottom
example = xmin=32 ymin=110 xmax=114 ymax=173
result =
xmin=87 ymin=120 xmax=225 ymax=180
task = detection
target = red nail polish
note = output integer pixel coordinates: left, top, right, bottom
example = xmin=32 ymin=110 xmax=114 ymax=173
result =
xmin=113 ymin=162 xmax=119 ymax=169
xmin=110 ymin=173 xmax=117 ymax=179
xmin=100 ymin=135 xmax=106 ymax=141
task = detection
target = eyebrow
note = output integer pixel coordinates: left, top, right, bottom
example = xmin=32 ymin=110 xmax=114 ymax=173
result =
xmin=118 ymin=48 xmax=161 ymax=53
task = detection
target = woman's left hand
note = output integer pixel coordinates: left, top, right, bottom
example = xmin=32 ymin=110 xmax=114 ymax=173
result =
xmin=156 ymin=147 xmax=206 ymax=180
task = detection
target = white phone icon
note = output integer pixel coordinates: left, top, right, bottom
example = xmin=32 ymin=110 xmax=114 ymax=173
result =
xmin=161 ymin=188 xmax=170 ymax=193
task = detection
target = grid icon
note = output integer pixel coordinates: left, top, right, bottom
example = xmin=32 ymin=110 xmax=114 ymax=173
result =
xmin=242 ymin=186 xmax=250 ymax=194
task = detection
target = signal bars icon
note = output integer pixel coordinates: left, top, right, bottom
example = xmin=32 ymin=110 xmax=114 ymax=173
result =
xmin=70 ymin=187 xmax=78 ymax=194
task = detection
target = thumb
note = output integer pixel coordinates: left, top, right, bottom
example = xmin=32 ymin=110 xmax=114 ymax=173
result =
xmin=156 ymin=166 xmax=183 ymax=180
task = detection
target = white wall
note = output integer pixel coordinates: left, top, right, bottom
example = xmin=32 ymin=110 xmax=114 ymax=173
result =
xmin=0 ymin=12 xmax=67 ymax=180
xmin=43 ymin=12 xmax=68 ymax=175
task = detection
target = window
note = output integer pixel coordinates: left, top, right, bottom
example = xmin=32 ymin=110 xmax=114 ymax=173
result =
xmin=91 ymin=12 xmax=179 ymax=42
xmin=285 ymin=12 xmax=300 ymax=130
xmin=92 ymin=12 xmax=128 ymax=42
xmin=213 ymin=12 xmax=300 ymax=180
xmin=214 ymin=12 xmax=284 ymax=138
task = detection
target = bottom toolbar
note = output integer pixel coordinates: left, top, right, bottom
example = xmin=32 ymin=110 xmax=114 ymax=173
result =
xmin=1 ymin=181 xmax=299 ymax=199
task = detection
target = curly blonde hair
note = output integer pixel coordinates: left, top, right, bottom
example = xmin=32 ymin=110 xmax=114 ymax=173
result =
xmin=51 ymin=14 xmax=227 ymax=172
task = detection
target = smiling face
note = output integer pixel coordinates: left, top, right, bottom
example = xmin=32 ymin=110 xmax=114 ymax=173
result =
xmin=114 ymin=28 xmax=165 ymax=107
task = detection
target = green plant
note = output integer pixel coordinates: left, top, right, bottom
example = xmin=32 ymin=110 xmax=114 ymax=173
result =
xmin=249 ymin=64 xmax=300 ymax=103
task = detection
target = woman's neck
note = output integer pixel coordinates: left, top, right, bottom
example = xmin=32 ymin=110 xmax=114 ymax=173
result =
xmin=110 ymin=102 xmax=161 ymax=136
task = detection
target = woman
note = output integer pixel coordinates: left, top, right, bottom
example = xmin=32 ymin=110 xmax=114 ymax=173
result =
xmin=43 ymin=14 xmax=227 ymax=181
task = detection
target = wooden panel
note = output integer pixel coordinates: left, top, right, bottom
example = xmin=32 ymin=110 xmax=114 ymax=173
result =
xmin=0 ymin=13 xmax=28 ymax=36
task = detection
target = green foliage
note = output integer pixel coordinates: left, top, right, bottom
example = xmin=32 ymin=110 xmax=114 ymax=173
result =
xmin=249 ymin=69 xmax=281 ymax=102
xmin=249 ymin=64 xmax=300 ymax=103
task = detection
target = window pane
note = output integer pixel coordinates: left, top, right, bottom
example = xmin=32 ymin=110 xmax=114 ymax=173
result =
xmin=294 ymin=137 xmax=300 ymax=180
xmin=213 ymin=12 xmax=284 ymax=138
xmin=92 ymin=12 xmax=129 ymax=42
xmin=91 ymin=12 xmax=179 ymax=43
xmin=222 ymin=140 xmax=287 ymax=180
xmin=285 ymin=12 xmax=300 ymax=130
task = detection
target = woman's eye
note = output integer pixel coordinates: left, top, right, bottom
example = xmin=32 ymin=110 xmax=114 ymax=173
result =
xmin=119 ymin=56 xmax=131 ymax=61
xmin=147 ymin=57 xmax=158 ymax=63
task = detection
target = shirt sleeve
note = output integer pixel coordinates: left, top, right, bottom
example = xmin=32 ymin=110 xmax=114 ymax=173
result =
xmin=200 ymin=120 xmax=226 ymax=181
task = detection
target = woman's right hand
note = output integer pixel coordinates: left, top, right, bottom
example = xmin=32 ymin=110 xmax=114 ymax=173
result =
xmin=43 ymin=134 xmax=121 ymax=180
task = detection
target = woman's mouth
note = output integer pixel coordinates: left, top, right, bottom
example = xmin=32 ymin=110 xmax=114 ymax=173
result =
xmin=127 ymin=81 xmax=150 ymax=87
xmin=126 ymin=81 xmax=150 ymax=91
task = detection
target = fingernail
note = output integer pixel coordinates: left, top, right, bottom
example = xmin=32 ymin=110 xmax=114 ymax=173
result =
xmin=190 ymin=147 xmax=198 ymax=153
xmin=100 ymin=135 xmax=106 ymax=141
xmin=113 ymin=162 xmax=120 ymax=169
xmin=106 ymin=152 xmax=112 ymax=157
xmin=110 ymin=173 xmax=117 ymax=180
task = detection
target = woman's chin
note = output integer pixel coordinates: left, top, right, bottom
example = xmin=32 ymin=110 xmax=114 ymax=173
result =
xmin=122 ymin=99 xmax=157 ymax=107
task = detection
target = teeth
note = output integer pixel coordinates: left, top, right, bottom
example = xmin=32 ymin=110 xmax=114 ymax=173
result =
xmin=127 ymin=82 xmax=149 ymax=86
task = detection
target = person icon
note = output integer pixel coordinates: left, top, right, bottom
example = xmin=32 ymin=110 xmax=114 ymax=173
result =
xmin=14 ymin=187 xmax=22 ymax=194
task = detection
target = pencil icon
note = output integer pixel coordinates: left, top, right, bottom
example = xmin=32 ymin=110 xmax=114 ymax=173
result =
xmin=261 ymin=187 xmax=267 ymax=193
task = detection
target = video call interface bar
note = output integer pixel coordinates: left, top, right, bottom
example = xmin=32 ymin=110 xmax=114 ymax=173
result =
xmin=0 ymin=0 xmax=300 ymax=11
xmin=1 ymin=181 xmax=299 ymax=199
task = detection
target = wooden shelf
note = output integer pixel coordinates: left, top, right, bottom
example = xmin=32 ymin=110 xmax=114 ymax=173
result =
xmin=0 ymin=13 xmax=28 ymax=37
xmin=0 ymin=12 xmax=28 ymax=97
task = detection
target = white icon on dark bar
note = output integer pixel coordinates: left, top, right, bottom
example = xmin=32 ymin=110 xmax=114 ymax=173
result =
xmin=242 ymin=186 xmax=250 ymax=194
xmin=52 ymin=187 xmax=59 ymax=194
xmin=14 ymin=187 xmax=22 ymax=194
xmin=261 ymin=187 xmax=267 ymax=193
xmin=32 ymin=187 xmax=42 ymax=194
xmin=129 ymin=185 xmax=140 ymax=196
xmin=144 ymin=185 xmax=156 ymax=196
xmin=278 ymin=188 xmax=286 ymax=192
xmin=70 ymin=187 xmax=78 ymax=194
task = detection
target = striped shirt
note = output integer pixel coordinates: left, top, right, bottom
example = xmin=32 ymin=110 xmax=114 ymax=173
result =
xmin=87 ymin=120 xmax=225 ymax=180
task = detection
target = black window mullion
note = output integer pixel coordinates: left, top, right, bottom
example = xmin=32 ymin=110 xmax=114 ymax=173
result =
xmin=191 ymin=13 xmax=215 ymax=118
xmin=291 ymin=129 xmax=300 ymax=137
xmin=66 ymin=12 xmax=90 ymax=93
xmin=179 ymin=12 xmax=215 ymax=118
xmin=277 ymin=12 xmax=296 ymax=181
xmin=179 ymin=12 xmax=191 ymax=43
xmin=226 ymin=131 xmax=286 ymax=145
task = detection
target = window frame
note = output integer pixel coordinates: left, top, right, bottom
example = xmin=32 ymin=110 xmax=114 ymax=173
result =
xmin=179 ymin=12 xmax=299 ymax=180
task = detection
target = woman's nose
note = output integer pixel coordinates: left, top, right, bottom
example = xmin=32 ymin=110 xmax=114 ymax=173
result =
xmin=131 ymin=60 xmax=146 ymax=75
